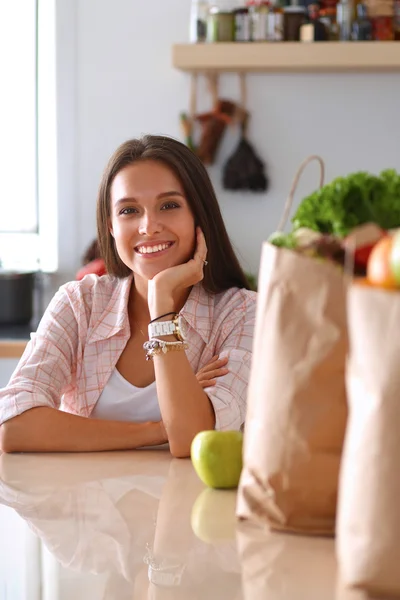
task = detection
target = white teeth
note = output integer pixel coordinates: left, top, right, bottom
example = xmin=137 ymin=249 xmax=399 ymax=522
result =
xmin=137 ymin=243 xmax=171 ymax=255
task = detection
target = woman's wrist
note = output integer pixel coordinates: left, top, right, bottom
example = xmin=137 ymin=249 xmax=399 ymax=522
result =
xmin=147 ymin=281 xmax=176 ymax=321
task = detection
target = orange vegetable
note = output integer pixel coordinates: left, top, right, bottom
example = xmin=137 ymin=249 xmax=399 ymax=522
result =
xmin=366 ymin=236 xmax=397 ymax=289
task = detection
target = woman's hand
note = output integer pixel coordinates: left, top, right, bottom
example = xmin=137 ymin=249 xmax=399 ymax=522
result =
xmin=148 ymin=227 xmax=207 ymax=318
xmin=196 ymin=355 xmax=229 ymax=389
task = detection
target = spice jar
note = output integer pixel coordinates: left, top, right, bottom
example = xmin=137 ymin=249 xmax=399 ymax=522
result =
xmin=208 ymin=4 xmax=235 ymax=41
xmin=284 ymin=5 xmax=306 ymax=40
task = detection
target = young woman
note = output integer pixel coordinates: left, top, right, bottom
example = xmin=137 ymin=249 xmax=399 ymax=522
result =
xmin=0 ymin=135 xmax=256 ymax=456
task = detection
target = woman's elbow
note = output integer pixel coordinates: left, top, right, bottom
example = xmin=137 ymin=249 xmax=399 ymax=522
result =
xmin=168 ymin=434 xmax=192 ymax=459
xmin=169 ymin=445 xmax=191 ymax=459
xmin=0 ymin=421 xmax=18 ymax=453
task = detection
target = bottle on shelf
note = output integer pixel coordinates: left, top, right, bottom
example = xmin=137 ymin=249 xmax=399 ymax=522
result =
xmin=319 ymin=7 xmax=340 ymax=40
xmin=268 ymin=0 xmax=284 ymax=40
xmin=190 ymin=0 xmax=210 ymax=42
xmin=233 ymin=1 xmax=251 ymax=41
xmin=250 ymin=0 xmax=270 ymax=41
xmin=336 ymin=0 xmax=353 ymax=40
xmin=300 ymin=3 xmax=329 ymax=40
xmin=351 ymin=3 xmax=372 ymax=39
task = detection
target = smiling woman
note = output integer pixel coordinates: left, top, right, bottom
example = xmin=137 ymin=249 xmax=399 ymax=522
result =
xmin=0 ymin=135 xmax=256 ymax=457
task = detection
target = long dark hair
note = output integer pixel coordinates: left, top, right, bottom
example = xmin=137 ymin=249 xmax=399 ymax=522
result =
xmin=97 ymin=135 xmax=251 ymax=293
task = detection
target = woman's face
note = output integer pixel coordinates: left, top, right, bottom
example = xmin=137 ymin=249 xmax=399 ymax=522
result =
xmin=109 ymin=160 xmax=196 ymax=281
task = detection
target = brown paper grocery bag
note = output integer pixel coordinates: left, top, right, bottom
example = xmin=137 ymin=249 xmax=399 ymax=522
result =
xmin=237 ymin=155 xmax=348 ymax=535
xmin=237 ymin=242 xmax=348 ymax=535
xmin=337 ymin=284 xmax=400 ymax=598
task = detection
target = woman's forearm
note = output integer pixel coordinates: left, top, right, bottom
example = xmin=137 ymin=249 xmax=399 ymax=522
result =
xmin=0 ymin=407 xmax=166 ymax=453
xmin=154 ymin=351 xmax=216 ymax=458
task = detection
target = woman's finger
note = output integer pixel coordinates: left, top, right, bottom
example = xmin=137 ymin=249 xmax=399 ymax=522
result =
xmin=199 ymin=379 xmax=217 ymax=389
xmin=194 ymin=227 xmax=208 ymax=264
xmin=197 ymin=356 xmax=228 ymax=375
xmin=198 ymin=367 xmax=229 ymax=380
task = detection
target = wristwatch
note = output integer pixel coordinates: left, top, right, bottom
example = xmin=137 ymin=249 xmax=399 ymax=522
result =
xmin=148 ymin=315 xmax=184 ymax=341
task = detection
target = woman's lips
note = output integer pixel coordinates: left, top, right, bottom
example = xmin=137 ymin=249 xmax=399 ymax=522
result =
xmin=134 ymin=241 xmax=175 ymax=258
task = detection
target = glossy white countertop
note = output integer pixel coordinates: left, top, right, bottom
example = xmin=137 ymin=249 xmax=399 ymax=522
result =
xmin=0 ymin=450 xmax=366 ymax=600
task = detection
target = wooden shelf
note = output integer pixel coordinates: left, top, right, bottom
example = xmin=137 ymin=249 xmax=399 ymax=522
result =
xmin=172 ymin=42 xmax=400 ymax=73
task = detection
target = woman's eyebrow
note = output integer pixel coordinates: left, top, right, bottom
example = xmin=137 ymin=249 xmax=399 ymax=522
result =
xmin=114 ymin=197 xmax=139 ymax=207
xmin=157 ymin=191 xmax=185 ymax=199
xmin=114 ymin=191 xmax=185 ymax=208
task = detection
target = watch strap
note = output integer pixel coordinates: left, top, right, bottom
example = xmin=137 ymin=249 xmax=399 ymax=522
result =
xmin=148 ymin=317 xmax=183 ymax=341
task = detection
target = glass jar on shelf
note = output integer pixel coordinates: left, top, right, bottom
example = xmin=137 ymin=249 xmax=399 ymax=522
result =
xmin=268 ymin=0 xmax=284 ymax=40
xmin=283 ymin=3 xmax=306 ymax=40
xmin=250 ymin=0 xmax=270 ymax=41
xmin=190 ymin=0 xmax=210 ymax=42
xmin=234 ymin=2 xmax=251 ymax=41
xmin=207 ymin=0 xmax=235 ymax=41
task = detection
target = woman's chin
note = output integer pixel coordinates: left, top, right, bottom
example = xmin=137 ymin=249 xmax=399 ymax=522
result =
xmin=132 ymin=265 xmax=168 ymax=281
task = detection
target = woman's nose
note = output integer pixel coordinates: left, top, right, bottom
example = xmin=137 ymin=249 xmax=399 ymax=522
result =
xmin=138 ymin=212 xmax=162 ymax=236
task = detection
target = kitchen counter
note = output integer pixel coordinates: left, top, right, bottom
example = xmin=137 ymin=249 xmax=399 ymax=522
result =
xmin=0 ymin=323 xmax=33 ymax=358
xmin=0 ymin=272 xmax=65 ymax=358
xmin=0 ymin=449 xmax=366 ymax=600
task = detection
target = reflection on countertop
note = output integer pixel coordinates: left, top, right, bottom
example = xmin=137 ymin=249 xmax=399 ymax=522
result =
xmin=0 ymin=450 xmax=368 ymax=600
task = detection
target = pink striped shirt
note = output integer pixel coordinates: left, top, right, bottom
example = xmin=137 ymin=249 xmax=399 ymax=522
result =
xmin=0 ymin=275 xmax=256 ymax=431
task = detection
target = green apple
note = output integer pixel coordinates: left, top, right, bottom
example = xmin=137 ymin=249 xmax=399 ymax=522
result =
xmin=191 ymin=488 xmax=237 ymax=543
xmin=190 ymin=430 xmax=243 ymax=489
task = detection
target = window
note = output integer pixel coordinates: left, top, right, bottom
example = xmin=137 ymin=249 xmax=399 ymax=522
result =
xmin=0 ymin=0 xmax=57 ymax=272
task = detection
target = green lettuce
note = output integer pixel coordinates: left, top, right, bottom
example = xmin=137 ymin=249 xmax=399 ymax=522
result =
xmin=292 ymin=169 xmax=400 ymax=237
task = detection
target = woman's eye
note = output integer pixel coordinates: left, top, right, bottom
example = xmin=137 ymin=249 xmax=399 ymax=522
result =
xmin=161 ymin=202 xmax=179 ymax=210
xmin=119 ymin=207 xmax=138 ymax=215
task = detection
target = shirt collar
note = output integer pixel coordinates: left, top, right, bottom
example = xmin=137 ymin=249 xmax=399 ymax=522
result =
xmin=87 ymin=275 xmax=133 ymax=344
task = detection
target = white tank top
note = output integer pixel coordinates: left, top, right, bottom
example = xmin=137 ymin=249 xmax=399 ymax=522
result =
xmin=90 ymin=368 xmax=161 ymax=423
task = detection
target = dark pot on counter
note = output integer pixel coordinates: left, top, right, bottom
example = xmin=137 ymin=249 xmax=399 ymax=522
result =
xmin=0 ymin=271 xmax=35 ymax=325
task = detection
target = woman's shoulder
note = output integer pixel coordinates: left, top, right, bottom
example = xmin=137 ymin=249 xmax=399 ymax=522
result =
xmin=59 ymin=273 xmax=121 ymax=298
xmin=213 ymin=286 xmax=257 ymax=313
xmin=55 ymin=274 xmax=130 ymax=315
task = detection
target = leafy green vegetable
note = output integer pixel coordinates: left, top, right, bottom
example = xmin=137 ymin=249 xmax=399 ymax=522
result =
xmin=292 ymin=169 xmax=400 ymax=237
xmin=268 ymin=231 xmax=297 ymax=249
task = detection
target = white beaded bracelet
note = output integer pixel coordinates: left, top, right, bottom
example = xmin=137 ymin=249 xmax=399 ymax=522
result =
xmin=143 ymin=338 xmax=188 ymax=361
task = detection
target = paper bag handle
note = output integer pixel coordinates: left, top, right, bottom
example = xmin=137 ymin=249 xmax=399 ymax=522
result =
xmin=277 ymin=155 xmax=325 ymax=232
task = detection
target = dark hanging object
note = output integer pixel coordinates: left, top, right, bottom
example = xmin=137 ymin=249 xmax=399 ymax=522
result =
xmin=222 ymin=117 xmax=269 ymax=193
xmin=195 ymin=99 xmax=237 ymax=165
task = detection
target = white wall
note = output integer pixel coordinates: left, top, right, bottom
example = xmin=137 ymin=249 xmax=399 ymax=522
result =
xmin=58 ymin=0 xmax=400 ymax=279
